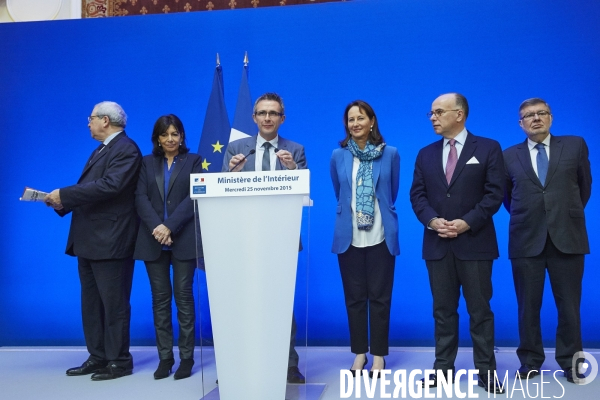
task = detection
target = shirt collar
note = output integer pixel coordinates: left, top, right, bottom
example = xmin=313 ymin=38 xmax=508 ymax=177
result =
xmin=527 ymin=133 xmax=552 ymax=150
xmin=103 ymin=130 xmax=122 ymax=146
xmin=256 ymin=134 xmax=279 ymax=149
xmin=444 ymin=128 xmax=468 ymax=146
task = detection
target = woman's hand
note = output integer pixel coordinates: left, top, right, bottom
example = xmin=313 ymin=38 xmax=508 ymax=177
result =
xmin=153 ymin=224 xmax=172 ymax=245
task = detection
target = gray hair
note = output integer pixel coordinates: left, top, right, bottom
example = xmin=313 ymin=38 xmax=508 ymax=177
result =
xmin=95 ymin=101 xmax=127 ymax=128
xmin=453 ymin=93 xmax=469 ymax=120
xmin=519 ymin=98 xmax=552 ymax=115
xmin=253 ymin=92 xmax=285 ymax=115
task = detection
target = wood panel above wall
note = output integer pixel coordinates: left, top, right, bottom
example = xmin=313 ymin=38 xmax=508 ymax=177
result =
xmin=82 ymin=0 xmax=348 ymax=17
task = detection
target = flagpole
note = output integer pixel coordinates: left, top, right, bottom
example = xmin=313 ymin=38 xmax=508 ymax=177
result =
xmin=197 ymin=55 xmax=231 ymax=171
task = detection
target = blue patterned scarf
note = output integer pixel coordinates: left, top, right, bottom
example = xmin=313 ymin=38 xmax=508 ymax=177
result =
xmin=347 ymin=140 xmax=385 ymax=230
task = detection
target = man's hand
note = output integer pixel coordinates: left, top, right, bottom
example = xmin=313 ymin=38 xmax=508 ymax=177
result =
xmin=445 ymin=219 xmax=470 ymax=235
xmin=44 ymin=189 xmax=64 ymax=210
xmin=153 ymin=224 xmax=172 ymax=245
xmin=228 ymin=153 xmax=247 ymax=172
xmin=276 ymin=150 xmax=297 ymax=170
xmin=429 ymin=218 xmax=470 ymax=238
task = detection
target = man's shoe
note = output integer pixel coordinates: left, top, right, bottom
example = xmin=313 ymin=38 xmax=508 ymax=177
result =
xmin=90 ymin=364 xmax=133 ymax=381
xmin=420 ymin=371 xmax=454 ymax=388
xmin=287 ymin=366 xmax=306 ymax=384
xmin=478 ymin=373 xmax=506 ymax=394
xmin=421 ymin=374 xmax=438 ymax=388
xmin=66 ymin=360 xmax=107 ymax=376
xmin=564 ymin=367 xmax=585 ymax=384
xmin=517 ymin=364 xmax=540 ymax=379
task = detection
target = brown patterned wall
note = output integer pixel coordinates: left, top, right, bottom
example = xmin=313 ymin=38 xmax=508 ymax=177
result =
xmin=82 ymin=0 xmax=348 ymax=17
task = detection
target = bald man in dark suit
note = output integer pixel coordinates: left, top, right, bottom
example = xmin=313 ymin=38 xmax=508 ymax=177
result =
xmin=410 ymin=93 xmax=505 ymax=394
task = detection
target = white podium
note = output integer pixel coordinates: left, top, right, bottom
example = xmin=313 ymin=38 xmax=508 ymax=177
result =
xmin=191 ymin=170 xmax=310 ymax=400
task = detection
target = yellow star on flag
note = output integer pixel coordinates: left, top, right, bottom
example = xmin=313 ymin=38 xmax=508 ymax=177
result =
xmin=202 ymin=159 xmax=211 ymax=171
xmin=212 ymin=141 xmax=224 ymax=153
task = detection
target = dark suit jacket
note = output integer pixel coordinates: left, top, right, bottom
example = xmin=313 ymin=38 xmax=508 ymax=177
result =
xmin=133 ymin=153 xmax=203 ymax=262
xmin=330 ymin=145 xmax=400 ymax=256
xmin=503 ymin=135 xmax=591 ymax=258
xmin=57 ymin=132 xmax=142 ymax=260
xmin=410 ymin=131 xmax=504 ymax=261
xmin=221 ymin=135 xmax=307 ymax=172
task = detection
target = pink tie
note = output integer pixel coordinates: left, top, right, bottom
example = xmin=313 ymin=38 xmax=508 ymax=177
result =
xmin=446 ymin=139 xmax=457 ymax=184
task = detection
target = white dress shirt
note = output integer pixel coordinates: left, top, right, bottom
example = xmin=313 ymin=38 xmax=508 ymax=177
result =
xmin=255 ymin=134 xmax=279 ymax=171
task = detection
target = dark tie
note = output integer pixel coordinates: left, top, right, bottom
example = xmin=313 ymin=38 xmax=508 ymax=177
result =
xmin=262 ymin=142 xmax=272 ymax=171
xmin=535 ymin=143 xmax=548 ymax=185
xmin=446 ymin=139 xmax=457 ymax=184
xmin=89 ymin=144 xmax=106 ymax=164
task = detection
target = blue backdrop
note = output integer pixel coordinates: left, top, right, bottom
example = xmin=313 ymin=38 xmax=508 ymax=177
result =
xmin=1 ymin=0 xmax=598 ymax=348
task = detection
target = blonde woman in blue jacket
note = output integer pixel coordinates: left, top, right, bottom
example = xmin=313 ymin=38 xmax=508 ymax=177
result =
xmin=330 ymin=100 xmax=400 ymax=379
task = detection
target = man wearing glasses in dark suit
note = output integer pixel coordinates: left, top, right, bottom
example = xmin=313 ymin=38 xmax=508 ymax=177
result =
xmin=503 ymin=98 xmax=592 ymax=384
xmin=223 ymin=92 xmax=307 ymax=384
xmin=45 ymin=101 xmax=142 ymax=381
xmin=410 ymin=93 xmax=505 ymax=394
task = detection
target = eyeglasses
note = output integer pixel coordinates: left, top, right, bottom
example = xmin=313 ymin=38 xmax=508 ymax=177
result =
xmin=426 ymin=109 xmax=460 ymax=118
xmin=255 ymin=110 xmax=283 ymax=118
xmin=87 ymin=115 xmax=106 ymax=123
xmin=520 ymin=111 xmax=551 ymax=121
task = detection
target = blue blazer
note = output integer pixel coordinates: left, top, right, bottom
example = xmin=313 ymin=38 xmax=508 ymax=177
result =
xmin=409 ymin=131 xmax=504 ymax=261
xmin=221 ymin=135 xmax=307 ymax=172
xmin=57 ymin=132 xmax=142 ymax=260
xmin=134 ymin=153 xmax=203 ymax=261
xmin=330 ymin=145 xmax=400 ymax=256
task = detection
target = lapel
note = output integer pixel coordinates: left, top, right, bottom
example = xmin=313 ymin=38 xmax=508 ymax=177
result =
xmin=275 ymin=136 xmax=288 ymax=171
xmin=166 ymin=154 xmax=187 ymax=197
xmin=372 ymin=151 xmax=382 ymax=188
xmin=243 ymin=136 xmax=258 ymax=171
xmin=515 ymin=139 xmax=541 ymax=187
xmin=545 ymin=135 xmax=563 ymax=187
xmin=344 ymin=147 xmax=354 ymax=188
xmin=80 ymin=131 xmax=124 ymax=177
xmin=448 ymin=131 xmax=476 ymax=188
xmin=434 ymin=139 xmax=447 ymax=187
xmin=153 ymin=156 xmax=165 ymax=202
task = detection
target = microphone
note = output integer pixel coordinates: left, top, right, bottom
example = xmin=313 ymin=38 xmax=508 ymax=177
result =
xmin=273 ymin=147 xmax=283 ymax=170
xmin=229 ymin=149 xmax=255 ymax=172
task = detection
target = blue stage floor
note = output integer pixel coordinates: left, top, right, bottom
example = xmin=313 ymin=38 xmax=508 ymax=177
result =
xmin=1 ymin=346 xmax=598 ymax=399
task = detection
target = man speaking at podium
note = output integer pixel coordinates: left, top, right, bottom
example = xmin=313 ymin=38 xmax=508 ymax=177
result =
xmin=44 ymin=101 xmax=142 ymax=381
xmin=223 ymin=92 xmax=307 ymax=383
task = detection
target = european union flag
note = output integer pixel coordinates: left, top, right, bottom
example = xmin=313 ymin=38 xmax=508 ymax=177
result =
xmin=197 ymin=62 xmax=230 ymax=172
xmin=228 ymin=57 xmax=255 ymax=142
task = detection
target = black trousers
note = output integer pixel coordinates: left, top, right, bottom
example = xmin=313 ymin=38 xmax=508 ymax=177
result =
xmin=289 ymin=314 xmax=299 ymax=367
xmin=145 ymin=251 xmax=196 ymax=360
xmin=78 ymin=256 xmax=134 ymax=369
xmin=426 ymin=251 xmax=496 ymax=375
xmin=338 ymin=241 xmax=395 ymax=356
xmin=511 ymin=235 xmax=584 ymax=370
